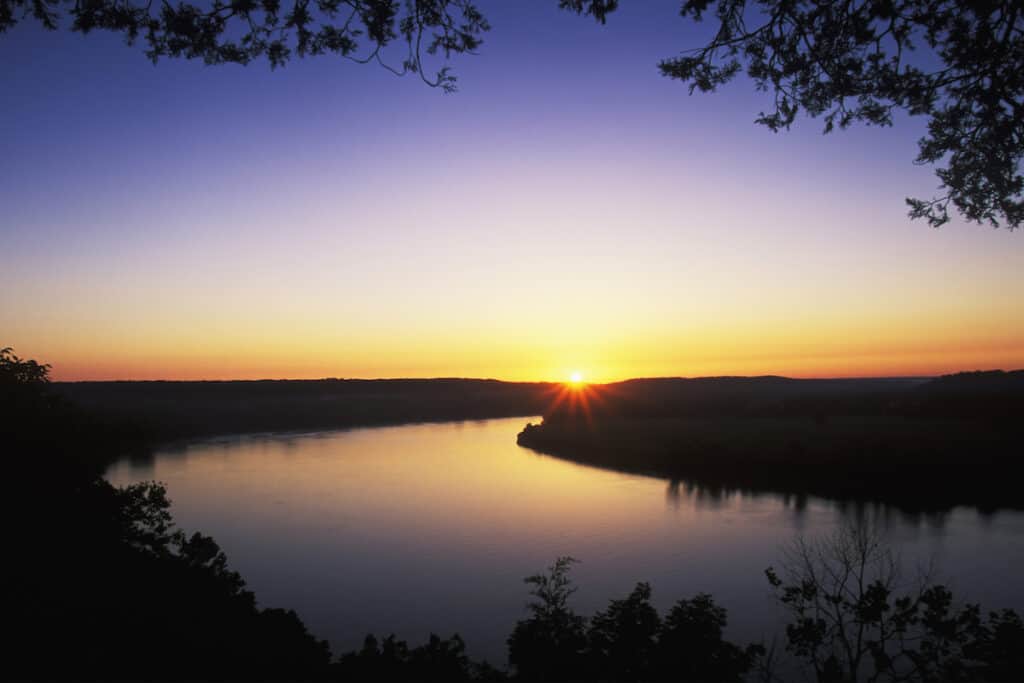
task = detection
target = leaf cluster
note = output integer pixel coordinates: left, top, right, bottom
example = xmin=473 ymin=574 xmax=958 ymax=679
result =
xmin=0 ymin=346 xmax=51 ymax=385
xmin=567 ymin=0 xmax=1024 ymax=229
xmin=335 ymin=632 xmax=490 ymax=681
xmin=0 ymin=0 xmax=489 ymax=91
xmin=508 ymin=556 xmax=760 ymax=681
xmin=665 ymin=0 xmax=1024 ymax=228
xmin=766 ymin=522 xmax=1024 ymax=682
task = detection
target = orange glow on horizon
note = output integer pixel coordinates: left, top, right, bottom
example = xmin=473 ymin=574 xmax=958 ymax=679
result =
xmin=10 ymin=288 xmax=1024 ymax=383
xmin=33 ymin=335 xmax=1024 ymax=382
xmin=35 ymin=352 xmax=1024 ymax=383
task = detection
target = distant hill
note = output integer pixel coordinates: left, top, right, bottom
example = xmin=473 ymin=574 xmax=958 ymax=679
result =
xmin=538 ymin=375 xmax=918 ymax=422
xmin=53 ymin=378 xmax=556 ymax=442
xmin=922 ymin=369 xmax=1024 ymax=391
xmin=517 ymin=370 xmax=1024 ymax=511
xmin=53 ymin=371 xmax=1024 ymax=444
xmin=537 ymin=372 xmax=1024 ymax=421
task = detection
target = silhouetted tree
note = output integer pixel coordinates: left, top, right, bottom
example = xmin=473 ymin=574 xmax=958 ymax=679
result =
xmin=0 ymin=0 xmax=487 ymax=91
xmin=510 ymin=559 xmax=760 ymax=682
xmin=766 ymin=521 xmax=1024 ymax=682
xmin=656 ymin=593 xmax=761 ymax=682
xmin=335 ymin=632 xmax=479 ymax=681
xmin=1 ymin=347 xmax=332 ymax=679
xmin=507 ymin=556 xmax=588 ymax=681
xmin=0 ymin=346 xmax=50 ymax=385
xmin=410 ymin=634 xmax=473 ymax=681
xmin=564 ymin=0 xmax=1024 ymax=229
xmin=585 ymin=582 xmax=661 ymax=680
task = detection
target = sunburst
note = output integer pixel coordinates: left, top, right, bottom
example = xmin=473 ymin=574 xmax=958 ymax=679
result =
xmin=540 ymin=372 xmax=609 ymax=428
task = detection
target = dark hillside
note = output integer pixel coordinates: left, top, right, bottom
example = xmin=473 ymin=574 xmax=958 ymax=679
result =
xmin=518 ymin=372 xmax=1024 ymax=511
xmin=54 ymin=378 xmax=554 ymax=442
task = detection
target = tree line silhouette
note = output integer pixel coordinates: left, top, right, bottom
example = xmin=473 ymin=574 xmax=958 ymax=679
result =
xmin=53 ymin=377 xmax=555 ymax=443
xmin=1 ymin=347 xmax=332 ymax=679
xmin=3 ymin=347 xmax=1023 ymax=681
xmin=517 ymin=374 xmax=1024 ymax=511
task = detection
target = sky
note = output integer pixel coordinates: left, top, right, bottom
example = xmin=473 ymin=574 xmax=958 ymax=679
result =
xmin=1 ymin=1 xmax=1021 ymax=382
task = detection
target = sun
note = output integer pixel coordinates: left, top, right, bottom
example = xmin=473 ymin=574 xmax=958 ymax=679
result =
xmin=569 ymin=371 xmax=584 ymax=385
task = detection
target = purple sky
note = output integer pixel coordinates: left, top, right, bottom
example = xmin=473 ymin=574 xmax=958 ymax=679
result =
xmin=2 ymin=1 xmax=1021 ymax=380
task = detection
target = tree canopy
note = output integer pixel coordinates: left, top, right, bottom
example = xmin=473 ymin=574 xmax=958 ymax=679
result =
xmin=567 ymin=0 xmax=1024 ymax=229
xmin=0 ymin=0 xmax=488 ymax=91
xmin=3 ymin=0 xmax=1021 ymax=227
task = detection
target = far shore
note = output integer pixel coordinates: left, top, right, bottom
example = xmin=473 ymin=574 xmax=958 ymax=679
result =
xmin=517 ymin=371 xmax=1024 ymax=512
xmin=56 ymin=371 xmax=1024 ymax=512
xmin=53 ymin=378 xmax=557 ymax=446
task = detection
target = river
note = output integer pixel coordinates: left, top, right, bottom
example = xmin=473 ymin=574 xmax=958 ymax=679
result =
xmin=105 ymin=416 xmax=1024 ymax=665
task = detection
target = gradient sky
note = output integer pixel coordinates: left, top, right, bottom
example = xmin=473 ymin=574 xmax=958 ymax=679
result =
xmin=2 ymin=1 xmax=1021 ymax=381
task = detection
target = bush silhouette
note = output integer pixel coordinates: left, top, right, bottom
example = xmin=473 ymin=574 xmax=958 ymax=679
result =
xmin=767 ymin=522 xmax=1024 ymax=682
xmin=586 ymin=582 xmax=660 ymax=680
xmin=1 ymin=348 xmax=331 ymax=679
xmin=508 ymin=557 xmax=588 ymax=681
xmin=509 ymin=558 xmax=759 ymax=682
xmin=656 ymin=593 xmax=760 ymax=682
xmin=335 ymin=632 xmax=483 ymax=681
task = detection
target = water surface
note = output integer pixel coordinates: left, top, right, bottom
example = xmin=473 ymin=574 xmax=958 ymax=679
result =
xmin=106 ymin=417 xmax=1024 ymax=664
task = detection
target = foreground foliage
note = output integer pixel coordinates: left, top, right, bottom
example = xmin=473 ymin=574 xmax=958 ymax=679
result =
xmin=767 ymin=522 xmax=1024 ymax=682
xmin=0 ymin=0 xmax=487 ymax=91
xmin=2 ymin=348 xmax=331 ymax=679
xmin=507 ymin=557 xmax=759 ymax=682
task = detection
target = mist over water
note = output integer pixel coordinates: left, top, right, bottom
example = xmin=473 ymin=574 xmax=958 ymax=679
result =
xmin=106 ymin=417 xmax=1024 ymax=664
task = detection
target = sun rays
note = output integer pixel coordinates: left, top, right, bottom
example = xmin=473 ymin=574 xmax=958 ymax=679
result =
xmin=540 ymin=374 xmax=610 ymax=429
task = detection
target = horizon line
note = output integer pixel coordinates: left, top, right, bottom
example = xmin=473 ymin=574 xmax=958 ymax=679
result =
xmin=51 ymin=369 xmax=1024 ymax=384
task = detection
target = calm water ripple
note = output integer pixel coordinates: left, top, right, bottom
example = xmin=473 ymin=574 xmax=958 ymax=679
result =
xmin=106 ymin=416 xmax=1024 ymax=665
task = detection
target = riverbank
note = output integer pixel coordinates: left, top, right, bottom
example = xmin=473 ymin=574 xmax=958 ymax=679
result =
xmin=517 ymin=371 xmax=1024 ymax=511
xmin=518 ymin=415 xmax=1022 ymax=510
xmin=54 ymin=378 xmax=557 ymax=445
